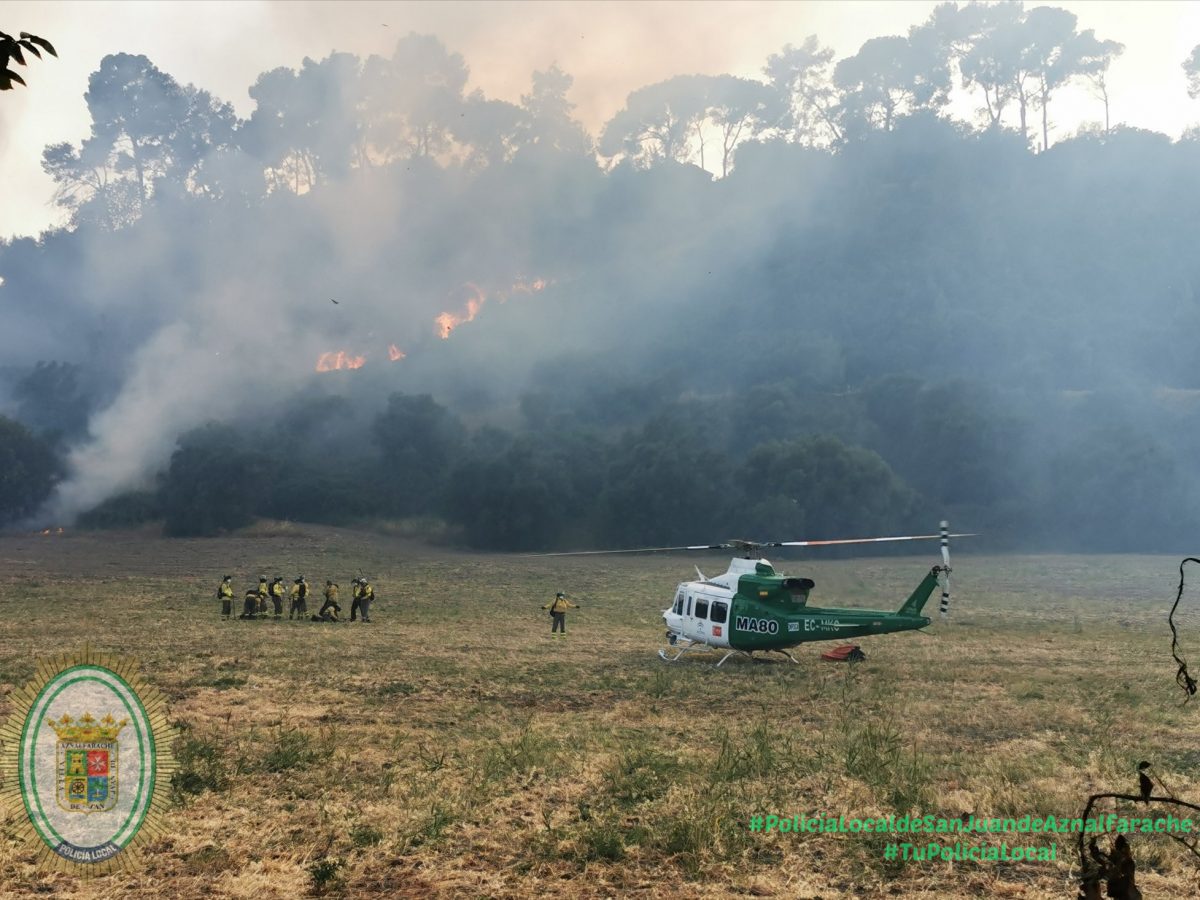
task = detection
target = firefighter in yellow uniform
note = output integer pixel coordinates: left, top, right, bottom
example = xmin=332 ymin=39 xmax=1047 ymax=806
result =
xmin=541 ymin=592 xmax=577 ymax=634
xmin=256 ymin=577 xmax=270 ymax=618
xmin=269 ymin=576 xmax=285 ymax=619
xmin=289 ymin=576 xmax=309 ymax=619
xmin=217 ymin=575 xmax=234 ymax=619
xmin=316 ymin=580 xmax=341 ymax=621
xmin=358 ymin=578 xmax=375 ymax=623
xmin=241 ymin=585 xmax=260 ymax=619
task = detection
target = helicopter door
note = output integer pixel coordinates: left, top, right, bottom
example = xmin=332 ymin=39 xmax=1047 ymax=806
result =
xmin=708 ymin=599 xmax=730 ymax=648
xmin=692 ymin=595 xmax=709 ymax=641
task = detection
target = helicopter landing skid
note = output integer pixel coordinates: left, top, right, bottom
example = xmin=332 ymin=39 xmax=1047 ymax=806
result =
xmin=658 ymin=640 xmax=699 ymax=662
xmin=716 ymin=648 xmax=800 ymax=667
xmin=660 ymin=643 xmax=802 ymax=667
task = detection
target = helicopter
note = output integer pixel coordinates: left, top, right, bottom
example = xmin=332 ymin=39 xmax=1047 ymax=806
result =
xmin=535 ymin=522 xmax=969 ymax=666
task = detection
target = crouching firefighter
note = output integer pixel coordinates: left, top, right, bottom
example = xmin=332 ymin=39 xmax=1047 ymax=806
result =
xmin=315 ymin=580 xmax=341 ymax=621
xmin=240 ymin=585 xmax=260 ymax=619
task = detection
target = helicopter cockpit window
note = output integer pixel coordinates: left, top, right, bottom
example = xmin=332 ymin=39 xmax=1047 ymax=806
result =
xmin=673 ymin=592 xmax=684 ymax=615
xmin=694 ymin=597 xmax=709 ymax=619
xmin=710 ymin=600 xmax=728 ymax=624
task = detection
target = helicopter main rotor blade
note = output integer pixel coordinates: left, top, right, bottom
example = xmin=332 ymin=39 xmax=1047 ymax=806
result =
xmin=772 ymin=532 xmax=976 ymax=548
xmin=523 ymin=543 xmax=731 ymax=557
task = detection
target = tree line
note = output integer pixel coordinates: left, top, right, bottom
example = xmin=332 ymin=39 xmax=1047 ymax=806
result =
xmin=33 ymin=2 xmax=1197 ymax=231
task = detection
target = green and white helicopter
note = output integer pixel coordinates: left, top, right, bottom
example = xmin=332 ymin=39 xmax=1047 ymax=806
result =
xmin=542 ymin=522 xmax=968 ymax=666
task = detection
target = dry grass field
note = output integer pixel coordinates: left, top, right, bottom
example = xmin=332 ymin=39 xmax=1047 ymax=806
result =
xmin=1 ymin=524 xmax=1199 ymax=898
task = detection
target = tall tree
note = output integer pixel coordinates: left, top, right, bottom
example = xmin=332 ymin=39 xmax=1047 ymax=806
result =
xmin=85 ymin=54 xmax=189 ymax=205
xmin=1073 ymin=30 xmax=1123 ymax=136
xmin=42 ymin=54 xmax=238 ymax=225
xmin=455 ymin=91 xmax=524 ymax=169
xmin=598 ymin=75 xmax=710 ymax=168
xmin=834 ymin=31 xmax=951 ymax=136
xmin=764 ymin=37 xmax=843 ymax=146
xmin=362 ymin=33 xmax=468 ymax=163
xmin=706 ymin=75 xmax=776 ymax=176
xmin=519 ymin=64 xmax=593 ymax=155
xmin=1022 ymin=5 xmax=1086 ymax=150
xmin=244 ymin=53 xmax=364 ymax=193
xmin=939 ymin=0 xmax=1026 ymax=130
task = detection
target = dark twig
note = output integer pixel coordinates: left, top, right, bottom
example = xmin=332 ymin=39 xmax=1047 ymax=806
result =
xmin=1169 ymin=558 xmax=1200 ymax=702
xmin=1077 ymin=791 xmax=1200 ymax=898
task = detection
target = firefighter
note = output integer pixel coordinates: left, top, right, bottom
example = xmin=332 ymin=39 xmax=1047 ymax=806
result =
xmin=240 ymin=585 xmax=260 ymax=619
xmin=541 ymin=591 xmax=578 ymax=635
xmin=269 ymin=576 xmax=285 ymax=619
xmin=357 ymin=577 xmax=375 ymax=623
xmin=318 ymin=580 xmax=341 ymax=620
xmin=256 ymin=577 xmax=270 ymax=618
xmin=289 ymin=575 xmax=309 ymax=619
xmin=349 ymin=578 xmax=362 ymax=622
xmin=217 ymin=575 xmax=234 ymax=619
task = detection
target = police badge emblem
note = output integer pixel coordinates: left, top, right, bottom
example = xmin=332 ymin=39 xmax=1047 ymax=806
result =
xmin=0 ymin=646 xmax=177 ymax=876
xmin=52 ymin=713 xmax=125 ymax=813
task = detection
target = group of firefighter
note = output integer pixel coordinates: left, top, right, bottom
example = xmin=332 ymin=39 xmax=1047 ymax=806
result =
xmin=216 ymin=575 xmax=374 ymax=623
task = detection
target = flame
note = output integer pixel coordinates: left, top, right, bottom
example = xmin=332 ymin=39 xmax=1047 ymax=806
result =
xmin=435 ymin=277 xmax=550 ymax=339
xmin=39 ymin=527 xmax=64 ymax=536
xmin=436 ymin=283 xmax=486 ymax=339
xmin=388 ymin=344 xmax=406 ymax=361
xmin=316 ymin=351 xmax=366 ymax=372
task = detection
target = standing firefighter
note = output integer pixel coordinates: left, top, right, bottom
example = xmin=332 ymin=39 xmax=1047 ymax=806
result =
xmin=315 ymin=580 xmax=341 ymax=621
xmin=349 ymin=578 xmax=362 ymax=622
xmin=542 ymin=592 xmax=578 ymax=635
xmin=357 ymin=577 xmax=375 ymax=623
xmin=289 ymin=575 xmax=309 ymax=619
xmin=217 ymin=575 xmax=234 ymax=619
xmin=270 ymin=576 xmax=285 ymax=619
xmin=257 ymin=577 xmax=270 ymax=618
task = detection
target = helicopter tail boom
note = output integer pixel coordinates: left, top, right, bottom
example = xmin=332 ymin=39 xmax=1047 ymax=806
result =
xmin=896 ymin=566 xmax=943 ymax=618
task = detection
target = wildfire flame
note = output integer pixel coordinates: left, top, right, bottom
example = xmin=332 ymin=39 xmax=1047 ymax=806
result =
xmin=436 ymin=283 xmax=486 ymax=339
xmin=316 ymin=351 xmax=366 ymax=372
xmin=39 ymin=527 xmax=64 ymax=536
xmin=435 ymin=277 xmax=550 ymax=339
xmin=388 ymin=344 xmax=406 ymax=361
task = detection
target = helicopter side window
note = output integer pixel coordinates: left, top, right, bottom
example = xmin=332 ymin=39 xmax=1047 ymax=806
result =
xmin=710 ymin=600 xmax=728 ymax=624
xmin=694 ymin=597 xmax=709 ymax=619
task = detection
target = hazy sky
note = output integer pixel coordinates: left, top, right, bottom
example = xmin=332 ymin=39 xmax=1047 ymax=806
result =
xmin=2 ymin=0 xmax=1199 ymax=240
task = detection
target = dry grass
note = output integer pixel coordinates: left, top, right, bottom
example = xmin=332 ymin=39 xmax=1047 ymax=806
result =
xmin=1 ymin=526 xmax=1199 ymax=897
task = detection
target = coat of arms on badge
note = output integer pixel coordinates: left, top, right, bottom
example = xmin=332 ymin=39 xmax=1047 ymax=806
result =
xmin=0 ymin=645 xmax=177 ymax=877
xmin=50 ymin=713 xmax=128 ymax=813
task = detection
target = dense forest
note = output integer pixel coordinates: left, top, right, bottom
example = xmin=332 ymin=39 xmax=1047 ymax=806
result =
xmin=3 ymin=1 xmax=1200 ymax=552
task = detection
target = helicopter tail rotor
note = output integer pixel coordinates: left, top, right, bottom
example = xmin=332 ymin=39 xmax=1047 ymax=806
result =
xmin=939 ymin=520 xmax=951 ymax=618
